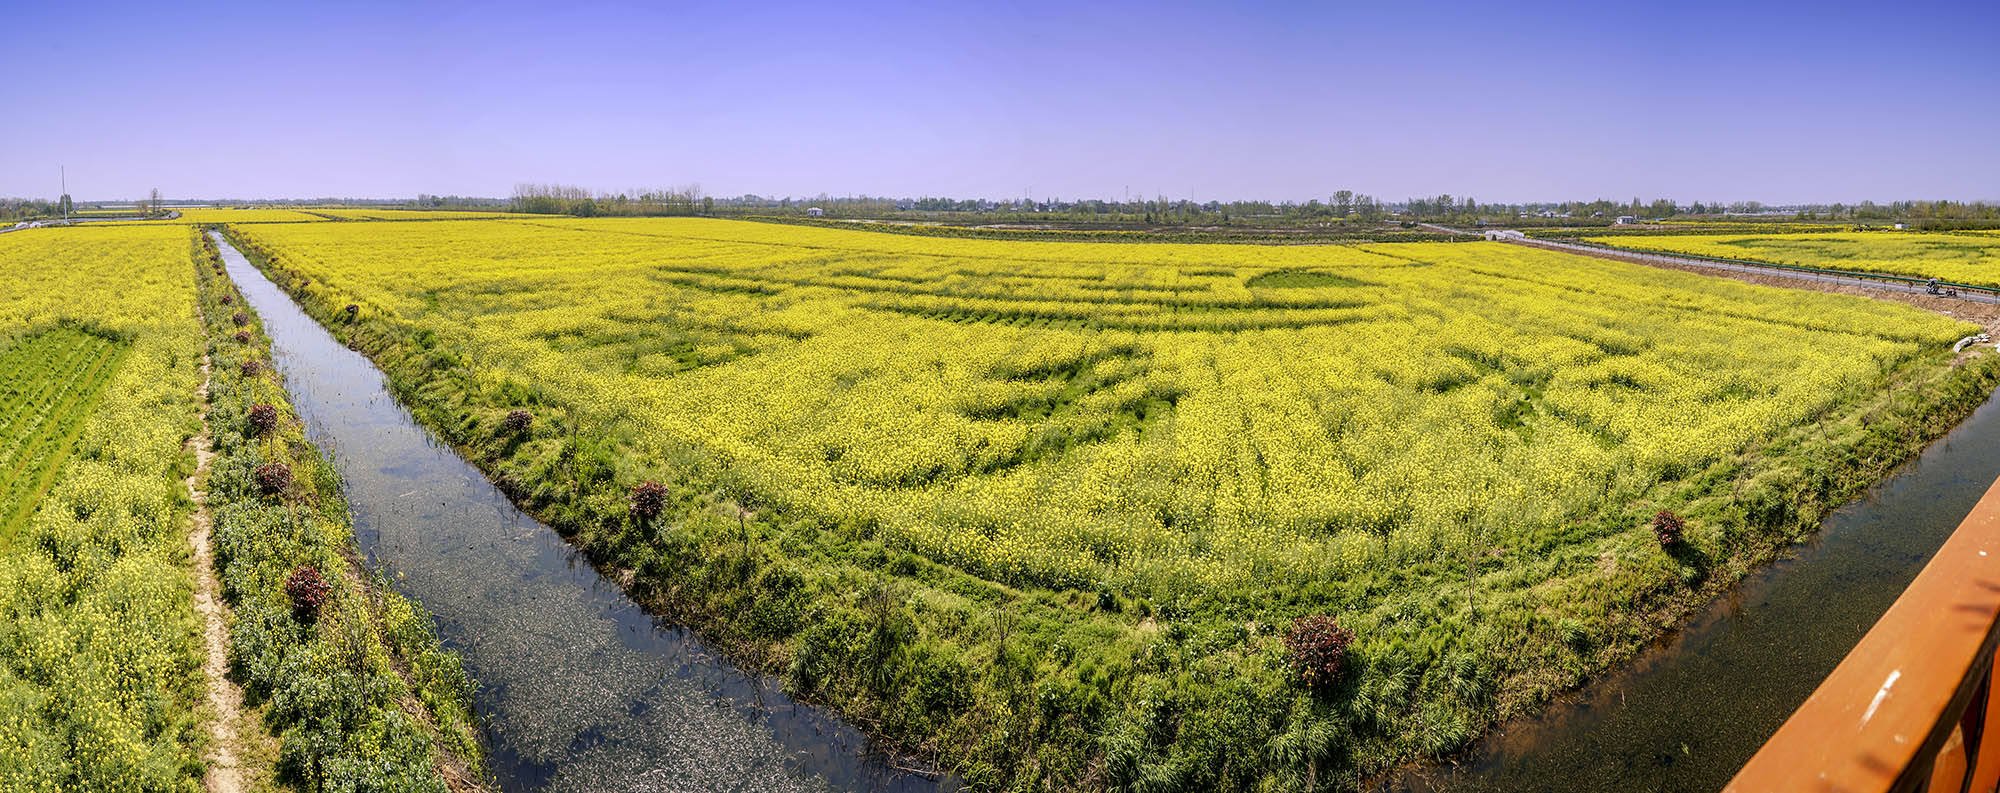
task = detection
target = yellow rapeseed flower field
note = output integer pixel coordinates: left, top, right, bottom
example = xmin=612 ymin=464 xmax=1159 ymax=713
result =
xmin=0 ymin=225 xmax=208 ymax=790
xmin=1587 ymin=230 xmax=2000 ymax=287
xmin=110 ymin=207 xmax=330 ymax=224
xmin=306 ymin=208 xmax=524 ymax=220
xmin=233 ymin=218 xmax=1976 ymax=593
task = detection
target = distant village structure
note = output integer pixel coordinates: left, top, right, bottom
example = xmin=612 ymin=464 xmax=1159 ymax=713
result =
xmin=806 ymin=207 xmax=824 ymax=217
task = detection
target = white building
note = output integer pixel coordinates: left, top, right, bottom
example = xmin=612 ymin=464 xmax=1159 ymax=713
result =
xmin=1482 ymin=230 xmax=1526 ymax=241
xmin=1615 ymin=215 xmax=1638 ymax=225
xmin=806 ymin=207 xmax=824 ymax=218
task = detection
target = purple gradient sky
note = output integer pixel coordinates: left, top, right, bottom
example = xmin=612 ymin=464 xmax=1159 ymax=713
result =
xmin=4 ymin=0 xmax=1994 ymax=203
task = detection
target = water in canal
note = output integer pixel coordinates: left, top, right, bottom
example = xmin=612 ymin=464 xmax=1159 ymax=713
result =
xmin=1382 ymin=385 xmax=2000 ymax=792
xmin=212 ymin=231 xmax=958 ymax=793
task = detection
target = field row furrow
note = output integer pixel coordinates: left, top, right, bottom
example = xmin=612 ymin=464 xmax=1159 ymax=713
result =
xmin=0 ymin=336 xmax=127 ymax=544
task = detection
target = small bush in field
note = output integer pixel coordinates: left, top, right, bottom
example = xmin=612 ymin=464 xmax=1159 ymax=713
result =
xmin=240 ymin=359 xmax=262 ymax=377
xmin=630 ymin=480 xmax=668 ymax=522
xmin=255 ymin=462 xmax=291 ymax=495
xmin=247 ymin=404 xmax=280 ymax=436
xmin=231 ymin=311 xmax=250 ymax=326
xmin=1283 ymin=615 xmax=1355 ymax=689
xmin=234 ymin=330 xmax=251 ymax=344
xmin=503 ymin=410 xmax=533 ymax=433
xmin=285 ymin=566 xmax=333 ymax=620
xmin=344 ymin=304 xmax=359 ymax=319
xmin=1652 ymin=510 xmax=1685 ymax=547
xmin=220 ymin=294 xmax=233 ymax=304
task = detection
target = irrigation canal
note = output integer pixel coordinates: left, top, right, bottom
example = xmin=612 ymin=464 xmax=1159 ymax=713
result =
xmin=1381 ymin=385 xmax=2000 ymax=791
xmin=212 ymin=231 xmax=959 ymax=793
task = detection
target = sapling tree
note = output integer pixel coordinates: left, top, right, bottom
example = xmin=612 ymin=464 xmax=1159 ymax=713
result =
xmin=1283 ymin=615 xmax=1355 ymax=689
xmin=255 ymin=462 xmax=291 ymax=495
xmin=1652 ymin=510 xmax=1685 ymax=547
xmin=503 ymin=409 xmax=533 ymax=433
xmin=285 ymin=566 xmax=333 ymax=620
xmin=630 ymin=480 xmax=668 ymax=522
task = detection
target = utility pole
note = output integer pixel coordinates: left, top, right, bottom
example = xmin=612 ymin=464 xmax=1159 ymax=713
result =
xmin=59 ymin=165 xmax=69 ymax=223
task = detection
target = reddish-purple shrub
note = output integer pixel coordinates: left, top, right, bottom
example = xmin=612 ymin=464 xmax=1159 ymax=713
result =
xmin=344 ymin=304 xmax=359 ymax=318
xmin=630 ymin=480 xmax=668 ymax=522
xmin=219 ymin=295 xmax=234 ymax=304
xmin=247 ymin=404 xmax=280 ymax=436
xmin=285 ymin=565 xmax=333 ymax=620
xmin=233 ymin=331 xmax=252 ymax=344
xmin=1652 ymin=510 xmax=1685 ymax=547
xmin=1283 ymin=615 xmax=1355 ymax=689
xmin=239 ymin=359 xmax=262 ymax=378
xmin=255 ymin=462 xmax=291 ymax=495
xmin=231 ymin=311 xmax=250 ymax=326
xmin=503 ymin=409 xmax=533 ymax=433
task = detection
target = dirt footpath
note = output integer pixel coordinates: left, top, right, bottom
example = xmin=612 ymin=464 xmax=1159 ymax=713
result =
xmin=185 ymin=351 xmax=252 ymax=793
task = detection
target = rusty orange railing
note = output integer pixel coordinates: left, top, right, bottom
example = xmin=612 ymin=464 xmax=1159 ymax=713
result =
xmin=1728 ymin=478 xmax=2000 ymax=793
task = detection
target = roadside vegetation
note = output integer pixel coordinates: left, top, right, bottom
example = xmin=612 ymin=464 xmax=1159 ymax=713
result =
xmin=225 ymin=217 xmax=1999 ymax=791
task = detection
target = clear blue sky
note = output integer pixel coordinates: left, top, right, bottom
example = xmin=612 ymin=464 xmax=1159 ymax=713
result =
xmin=3 ymin=0 xmax=1994 ymax=204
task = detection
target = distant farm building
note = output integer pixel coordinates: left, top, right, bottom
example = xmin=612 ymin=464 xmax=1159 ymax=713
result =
xmin=806 ymin=207 xmax=824 ymax=217
xmin=1616 ymin=215 xmax=1638 ymax=224
xmin=1482 ymin=230 xmax=1526 ymax=241
xmin=1894 ymin=223 xmax=1908 ymax=230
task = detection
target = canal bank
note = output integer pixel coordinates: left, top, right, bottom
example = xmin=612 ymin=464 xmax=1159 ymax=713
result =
xmin=1382 ymin=386 xmax=2000 ymax=792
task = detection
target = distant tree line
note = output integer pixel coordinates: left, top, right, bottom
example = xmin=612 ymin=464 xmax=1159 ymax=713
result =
xmin=7 ymin=186 xmax=1992 ymax=229
xmin=1 ymin=197 xmax=66 ymax=221
xmin=422 ymin=184 xmax=2000 ymax=229
xmin=509 ymin=183 xmax=714 ymax=217
xmin=410 ymin=194 xmax=510 ymax=209
xmin=1 ymin=188 xmax=161 ymax=221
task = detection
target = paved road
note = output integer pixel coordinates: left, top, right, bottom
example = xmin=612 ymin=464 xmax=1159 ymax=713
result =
xmin=1513 ymin=236 xmax=2000 ymax=307
xmin=1417 ymin=222 xmax=1473 ymax=235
